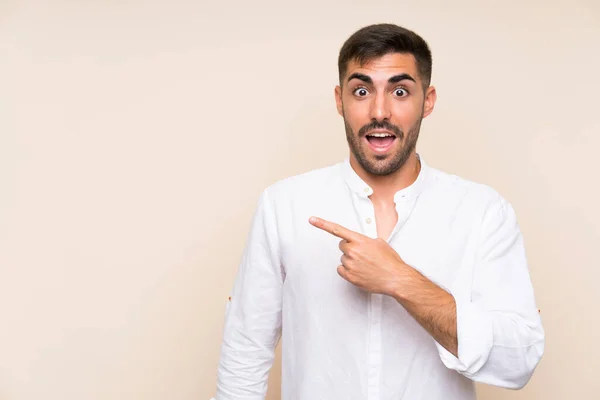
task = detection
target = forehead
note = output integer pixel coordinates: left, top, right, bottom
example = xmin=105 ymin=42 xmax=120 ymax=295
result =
xmin=345 ymin=52 xmax=419 ymax=83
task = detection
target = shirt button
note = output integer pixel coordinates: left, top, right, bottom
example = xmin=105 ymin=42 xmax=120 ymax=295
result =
xmin=364 ymin=188 xmax=371 ymax=193
xmin=365 ymin=218 xmax=372 ymax=224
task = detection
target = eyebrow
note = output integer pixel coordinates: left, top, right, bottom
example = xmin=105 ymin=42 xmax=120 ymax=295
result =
xmin=346 ymin=72 xmax=416 ymax=85
xmin=388 ymin=73 xmax=416 ymax=84
xmin=347 ymin=73 xmax=373 ymax=84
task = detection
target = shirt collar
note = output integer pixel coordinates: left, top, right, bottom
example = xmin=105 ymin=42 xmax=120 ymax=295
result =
xmin=341 ymin=153 xmax=430 ymax=202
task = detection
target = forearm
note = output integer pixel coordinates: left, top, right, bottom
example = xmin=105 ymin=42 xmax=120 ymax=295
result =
xmin=391 ymin=265 xmax=458 ymax=357
xmin=388 ymin=263 xmax=544 ymax=388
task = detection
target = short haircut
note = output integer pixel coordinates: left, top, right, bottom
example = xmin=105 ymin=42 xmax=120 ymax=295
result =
xmin=338 ymin=23 xmax=433 ymax=90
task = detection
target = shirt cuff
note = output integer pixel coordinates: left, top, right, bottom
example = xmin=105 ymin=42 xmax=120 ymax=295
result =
xmin=436 ymin=295 xmax=494 ymax=376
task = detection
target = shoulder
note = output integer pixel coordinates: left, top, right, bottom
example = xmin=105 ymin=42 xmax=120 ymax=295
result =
xmin=425 ymin=165 xmax=514 ymax=219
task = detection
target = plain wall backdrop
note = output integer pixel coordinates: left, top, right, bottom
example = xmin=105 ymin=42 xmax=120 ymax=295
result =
xmin=1 ymin=0 xmax=599 ymax=399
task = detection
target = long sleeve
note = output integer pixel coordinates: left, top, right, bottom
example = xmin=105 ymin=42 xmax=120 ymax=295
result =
xmin=435 ymin=197 xmax=545 ymax=389
xmin=214 ymin=188 xmax=284 ymax=400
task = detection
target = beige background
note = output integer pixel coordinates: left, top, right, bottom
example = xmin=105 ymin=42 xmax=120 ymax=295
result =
xmin=1 ymin=0 xmax=598 ymax=399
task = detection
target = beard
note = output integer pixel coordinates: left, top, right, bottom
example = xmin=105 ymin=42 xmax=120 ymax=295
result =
xmin=343 ymin=110 xmax=422 ymax=176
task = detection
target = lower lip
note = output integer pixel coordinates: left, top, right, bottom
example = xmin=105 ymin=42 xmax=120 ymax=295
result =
xmin=365 ymin=136 xmax=396 ymax=153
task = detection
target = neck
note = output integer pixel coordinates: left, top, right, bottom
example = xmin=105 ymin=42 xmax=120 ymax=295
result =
xmin=349 ymin=151 xmax=421 ymax=201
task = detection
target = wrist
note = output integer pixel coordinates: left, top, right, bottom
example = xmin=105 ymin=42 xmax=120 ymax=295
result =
xmin=388 ymin=261 xmax=419 ymax=303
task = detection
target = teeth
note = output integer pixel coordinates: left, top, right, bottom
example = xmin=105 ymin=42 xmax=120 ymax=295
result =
xmin=368 ymin=133 xmax=394 ymax=137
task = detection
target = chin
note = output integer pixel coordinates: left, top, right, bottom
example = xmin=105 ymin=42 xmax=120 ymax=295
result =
xmin=362 ymin=158 xmax=401 ymax=176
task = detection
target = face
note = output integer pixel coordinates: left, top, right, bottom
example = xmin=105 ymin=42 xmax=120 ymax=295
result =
xmin=335 ymin=52 xmax=436 ymax=176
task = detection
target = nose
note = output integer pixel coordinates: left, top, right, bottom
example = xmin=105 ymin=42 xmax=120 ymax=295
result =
xmin=369 ymin=91 xmax=392 ymax=121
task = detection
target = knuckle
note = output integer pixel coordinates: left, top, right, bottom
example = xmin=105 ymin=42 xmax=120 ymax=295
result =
xmin=347 ymin=247 xmax=357 ymax=258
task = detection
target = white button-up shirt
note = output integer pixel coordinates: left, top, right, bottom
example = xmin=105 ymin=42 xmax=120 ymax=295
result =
xmin=213 ymin=155 xmax=545 ymax=400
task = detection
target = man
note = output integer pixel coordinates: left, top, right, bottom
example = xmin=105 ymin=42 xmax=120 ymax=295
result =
xmin=212 ymin=23 xmax=545 ymax=399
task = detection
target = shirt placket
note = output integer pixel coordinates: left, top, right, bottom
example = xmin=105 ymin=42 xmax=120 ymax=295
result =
xmin=354 ymin=190 xmax=416 ymax=400
xmin=354 ymin=190 xmax=382 ymax=400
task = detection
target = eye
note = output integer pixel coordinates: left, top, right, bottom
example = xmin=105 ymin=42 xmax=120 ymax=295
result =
xmin=353 ymin=87 xmax=369 ymax=97
xmin=394 ymin=87 xmax=408 ymax=97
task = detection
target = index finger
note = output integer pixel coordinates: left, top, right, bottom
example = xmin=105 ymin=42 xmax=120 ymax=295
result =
xmin=309 ymin=216 xmax=362 ymax=242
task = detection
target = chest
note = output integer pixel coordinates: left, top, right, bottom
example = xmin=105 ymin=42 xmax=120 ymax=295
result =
xmin=373 ymin=202 xmax=398 ymax=241
xmin=278 ymin=191 xmax=477 ymax=296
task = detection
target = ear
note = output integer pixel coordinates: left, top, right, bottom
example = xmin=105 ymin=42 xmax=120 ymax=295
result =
xmin=334 ymin=85 xmax=343 ymax=116
xmin=422 ymin=86 xmax=437 ymax=118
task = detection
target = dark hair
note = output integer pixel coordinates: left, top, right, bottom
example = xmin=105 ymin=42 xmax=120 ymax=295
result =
xmin=338 ymin=23 xmax=433 ymax=90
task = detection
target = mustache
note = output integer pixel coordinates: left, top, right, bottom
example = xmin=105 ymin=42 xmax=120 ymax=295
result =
xmin=358 ymin=120 xmax=403 ymax=139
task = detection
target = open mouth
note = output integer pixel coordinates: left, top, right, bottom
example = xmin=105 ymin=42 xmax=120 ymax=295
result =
xmin=365 ymin=132 xmax=396 ymax=152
